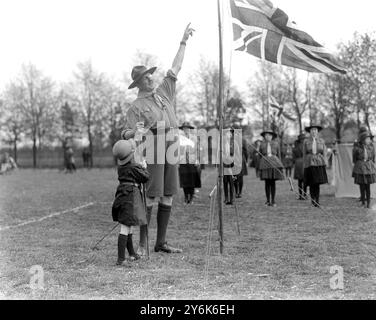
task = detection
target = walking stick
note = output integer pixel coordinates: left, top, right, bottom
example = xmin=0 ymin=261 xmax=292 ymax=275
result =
xmin=233 ymin=201 xmax=241 ymax=236
xmin=91 ymin=223 xmax=119 ymax=251
xmin=135 ymin=127 xmax=150 ymax=259
xmin=142 ymin=182 xmax=150 ymax=260
xmin=288 ymin=177 xmax=294 ymax=192
xmin=232 ymin=177 xmax=241 ymax=236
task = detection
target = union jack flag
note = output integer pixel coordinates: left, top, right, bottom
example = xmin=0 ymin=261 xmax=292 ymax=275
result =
xmin=230 ymin=0 xmax=346 ymax=74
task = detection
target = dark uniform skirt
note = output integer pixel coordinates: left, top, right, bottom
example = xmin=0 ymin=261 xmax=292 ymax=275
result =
xmin=354 ymin=173 xmax=376 ymax=185
xmin=179 ymin=164 xmax=201 ymax=188
xmin=353 ymin=160 xmax=376 ymax=185
xmin=304 ymin=166 xmax=328 ymax=186
xmin=259 ymin=156 xmax=284 ymax=181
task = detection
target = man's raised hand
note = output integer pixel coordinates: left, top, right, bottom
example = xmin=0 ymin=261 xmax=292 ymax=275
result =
xmin=182 ymin=23 xmax=195 ymax=43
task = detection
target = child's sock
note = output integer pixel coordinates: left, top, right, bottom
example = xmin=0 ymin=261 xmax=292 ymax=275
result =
xmin=117 ymin=234 xmax=127 ymax=264
xmin=127 ymin=234 xmax=139 ymax=260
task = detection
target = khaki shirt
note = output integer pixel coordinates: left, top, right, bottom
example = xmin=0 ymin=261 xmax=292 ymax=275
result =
xmin=122 ymin=70 xmax=178 ymax=140
xmin=303 ymin=137 xmax=327 ymax=168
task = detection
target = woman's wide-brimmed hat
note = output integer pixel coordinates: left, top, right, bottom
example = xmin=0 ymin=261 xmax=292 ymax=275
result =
xmin=128 ymin=65 xmax=157 ymax=90
xmin=261 ymin=129 xmax=277 ymax=139
xmin=358 ymin=126 xmax=369 ymax=136
xmin=179 ymin=122 xmax=195 ymax=130
xmin=305 ymin=125 xmax=323 ymax=133
xmin=112 ymin=140 xmax=136 ymax=165
xmin=359 ymin=131 xmax=374 ymax=142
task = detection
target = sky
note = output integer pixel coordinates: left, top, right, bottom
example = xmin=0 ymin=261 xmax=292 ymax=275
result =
xmin=0 ymin=0 xmax=375 ymax=91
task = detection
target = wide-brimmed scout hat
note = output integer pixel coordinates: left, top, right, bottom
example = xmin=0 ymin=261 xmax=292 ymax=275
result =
xmin=179 ymin=122 xmax=195 ymax=130
xmin=128 ymin=65 xmax=157 ymax=90
xmin=261 ymin=129 xmax=277 ymax=139
xmin=359 ymin=131 xmax=374 ymax=142
xmin=358 ymin=126 xmax=369 ymax=136
xmin=112 ymin=140 xmax=136 ymax=165
xmin=305 ymin=125 xmax=323 ymax=133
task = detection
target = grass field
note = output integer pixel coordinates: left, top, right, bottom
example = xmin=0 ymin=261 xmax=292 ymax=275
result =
xmin=1 ymin=168 xmax=376 ymax=300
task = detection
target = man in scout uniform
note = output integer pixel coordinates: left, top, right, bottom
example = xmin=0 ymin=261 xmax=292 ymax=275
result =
xmin=122 ymin=23 xmax=195 ymax=255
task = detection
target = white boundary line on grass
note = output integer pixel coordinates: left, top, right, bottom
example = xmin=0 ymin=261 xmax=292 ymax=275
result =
xmin=0 ymin=202 xmax=95 ymax=232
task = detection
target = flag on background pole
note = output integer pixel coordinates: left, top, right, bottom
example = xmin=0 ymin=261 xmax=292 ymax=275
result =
xmin=230 ymin=0 xmax=346 ymax=74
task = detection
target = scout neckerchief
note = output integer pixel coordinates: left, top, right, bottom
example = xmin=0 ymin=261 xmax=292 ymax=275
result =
xmin=364 ymin=144 xmax=368 ymax=162
xmin=312 ymin=137 xmax=317 ymax=155
xmin=267 ymin=142 xmax=272 ymax=157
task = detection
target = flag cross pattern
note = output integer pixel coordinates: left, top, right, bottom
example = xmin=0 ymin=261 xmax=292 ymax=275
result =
xmin=230 ymin=0 xmax=346 ymax=74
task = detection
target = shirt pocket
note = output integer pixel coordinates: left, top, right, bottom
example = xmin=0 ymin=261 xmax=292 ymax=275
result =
xmin=141 ymin=106 xmax=156 ymax=126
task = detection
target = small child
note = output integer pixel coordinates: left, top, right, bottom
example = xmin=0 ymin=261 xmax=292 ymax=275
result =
xmin=112 ymin=140 xmax=150 ymax=265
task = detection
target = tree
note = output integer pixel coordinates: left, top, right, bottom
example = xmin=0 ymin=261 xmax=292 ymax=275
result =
xmin=282 ymin=69 xmax=308 ymax=133
xmin=73 ymin=60 xmax=107 ymax=167
xmin=187 ymin=57 xmax=231 ymax=126
xmin=15 ymin=64 xmax=56 ymax=168
xmin=340 ymin=33 xmax=376 ymax=130
xmin=318 ymin=73 xmax=351 ymax=143
xmin=1 ymin=83 xmax=25 ymax=163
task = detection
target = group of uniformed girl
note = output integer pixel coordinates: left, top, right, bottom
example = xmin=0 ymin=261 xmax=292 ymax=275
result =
xmin=254 ymin=125 xmax=375 ymax=209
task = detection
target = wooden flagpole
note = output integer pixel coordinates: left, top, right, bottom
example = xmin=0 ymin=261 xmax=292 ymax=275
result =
xmin=217 ymin=0 xmax=224 ymax=254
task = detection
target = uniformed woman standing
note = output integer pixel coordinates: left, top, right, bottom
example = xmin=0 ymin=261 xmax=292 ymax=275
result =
xmin=303 ymin=125 xmax=328 ymax=207
xmin=293 ymin=133 xmax=307 ymax=200
xmin=352 ymin=130 xmax=376 ymax=209
xmin=258 ymin=129 xmax=284 ymax=207
xmin=178 ymin=122 xmax=201 ymax=204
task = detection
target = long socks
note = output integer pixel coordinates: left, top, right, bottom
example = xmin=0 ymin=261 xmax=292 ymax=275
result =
xmin=265 ymin=180 xmax=270 ymax=204
xmin=223 ymin=176 xmax=234 ymax=203
xmin=365 ymin=184 xmax=371 ymax=208
xmin=360 ymin=184 xmax=366 ymax=205
xmin=265 ymin=180 xmax=276 ymax=205
xmin=156 ymin=203 xmax=172 ymax=247
xmin=310 ymin=184 xmax=320 ymax=206
xmin=118 ymin=225 xmax=139 ymax=264
xmin=270 ymin=180 xmax=276 ymax=204
xmin=117 ymin=234 xmax=127 ymax=263
xmin=126 ymin=234 xmax=136 ymax=257
xmin=234 ymin=175 xmax=244 ymax=196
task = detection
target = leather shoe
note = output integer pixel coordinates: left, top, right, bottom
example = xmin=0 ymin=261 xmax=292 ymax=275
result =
xmin=154 ymin=242 xmax=182 ymax=254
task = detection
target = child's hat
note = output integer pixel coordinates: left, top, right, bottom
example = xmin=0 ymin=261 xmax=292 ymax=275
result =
xmin=112 ymin=140 xmax=136 ymax=165
xmin=359 ymin=131 xmax=374 ymax=142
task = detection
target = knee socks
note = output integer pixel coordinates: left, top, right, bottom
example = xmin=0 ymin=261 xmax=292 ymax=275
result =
xmin=265 ymin=181 xmax=270 ymax=203
xmin=156 ymin=203 xmax=172 ymax=247
xmin=236 ymin=176 xmax=244 ymax=195
xmin=265 ymin=180 xmax=276 ymax=204
xmin=310 ymin=184 xmax=320 ymax=205
xmin=270 ymin=180 xmax=276 ymax=204
xmin=360 ymin=184 xmax=366 ymax=204
xmin=365 ymin=184 xmax=371 ymax=205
